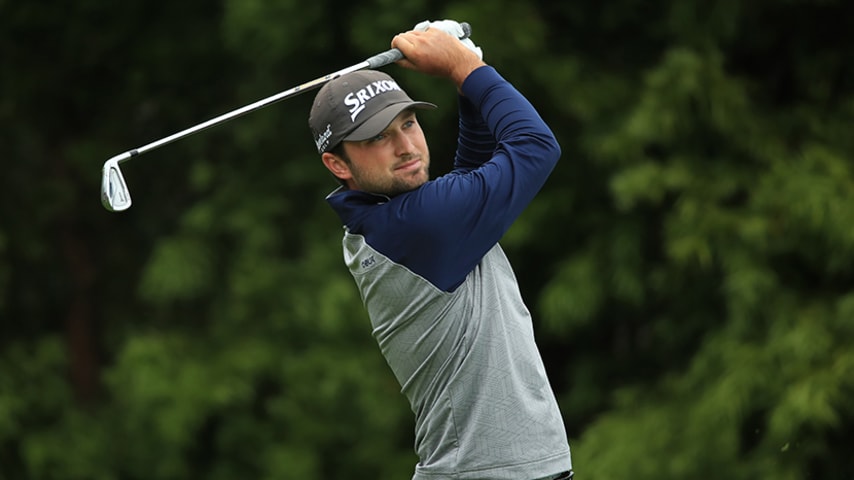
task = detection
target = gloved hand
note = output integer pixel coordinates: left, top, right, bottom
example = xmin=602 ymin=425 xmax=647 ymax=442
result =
xmin=413 ymin=19 xmax=483 ymax=60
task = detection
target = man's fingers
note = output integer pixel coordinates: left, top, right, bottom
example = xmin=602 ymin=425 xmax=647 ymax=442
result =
xmin=391 ymin=31 xmax=425 ymax=68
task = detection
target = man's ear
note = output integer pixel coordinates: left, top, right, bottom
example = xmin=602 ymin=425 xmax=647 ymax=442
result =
xmin=321 ymin=151 xmax=352 ymax=182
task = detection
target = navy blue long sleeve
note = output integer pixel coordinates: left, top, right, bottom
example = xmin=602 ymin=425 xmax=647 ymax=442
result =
xmin=452 ymin=91 xmax=495 ymax=172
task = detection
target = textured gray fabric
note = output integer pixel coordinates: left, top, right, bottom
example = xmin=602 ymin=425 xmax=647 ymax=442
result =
xmin=343 ymin=233 xmax=571 ymax=479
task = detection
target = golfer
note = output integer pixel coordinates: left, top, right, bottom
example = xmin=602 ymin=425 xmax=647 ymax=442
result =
xmin=309 ymin=20 xmax=573 ymax=480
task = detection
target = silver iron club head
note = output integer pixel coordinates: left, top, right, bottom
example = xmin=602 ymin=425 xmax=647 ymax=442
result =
xmin=101 ymin=155 xmax=132 ymax=212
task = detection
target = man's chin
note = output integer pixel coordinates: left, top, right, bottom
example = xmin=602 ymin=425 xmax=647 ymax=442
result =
xmin=389 ymin=173 xmax=429 ymax=196
xmin=409 ymin=169 xmax=430 ymax=188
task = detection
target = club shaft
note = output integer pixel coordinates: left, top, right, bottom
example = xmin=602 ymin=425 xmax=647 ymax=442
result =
xmin=113 ymin=21 xmax=471 ymax=163
xmin=122 ymin=50 xmax=403 ymax=162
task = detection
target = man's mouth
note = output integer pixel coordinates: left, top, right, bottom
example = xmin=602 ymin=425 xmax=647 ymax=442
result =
xmin=395 ymin=158 xmax=421 ymax=171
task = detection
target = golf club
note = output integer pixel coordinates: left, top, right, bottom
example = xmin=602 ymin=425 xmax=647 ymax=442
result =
xmin=101 ymin=23 xmax=472 ymax=212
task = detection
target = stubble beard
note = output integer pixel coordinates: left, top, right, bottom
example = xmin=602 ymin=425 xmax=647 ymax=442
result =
xmin=388 ymin=163 xmax=430 ymax=196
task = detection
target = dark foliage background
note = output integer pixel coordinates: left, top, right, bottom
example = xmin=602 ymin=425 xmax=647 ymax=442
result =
xmin=2 ymin=1 xmax=853 ymax=478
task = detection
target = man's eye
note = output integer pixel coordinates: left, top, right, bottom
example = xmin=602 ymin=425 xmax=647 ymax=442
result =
xmin=368 ymin=133 xmax=386 ymax=143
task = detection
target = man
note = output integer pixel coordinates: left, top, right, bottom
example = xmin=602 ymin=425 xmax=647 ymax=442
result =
xmin=308 ymin=20 xmax=573 ymax=480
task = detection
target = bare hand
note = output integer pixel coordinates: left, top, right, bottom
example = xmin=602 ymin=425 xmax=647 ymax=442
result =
xmin=391 ymin=28 xmax=486 ymax=87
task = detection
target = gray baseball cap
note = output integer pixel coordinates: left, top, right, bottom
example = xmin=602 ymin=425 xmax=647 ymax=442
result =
xmin=309 ymin=70 xmax=437 ymax=154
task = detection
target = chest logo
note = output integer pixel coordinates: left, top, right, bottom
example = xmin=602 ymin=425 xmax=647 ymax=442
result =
xmin=361 ymin=255 xmax=376 ymax=269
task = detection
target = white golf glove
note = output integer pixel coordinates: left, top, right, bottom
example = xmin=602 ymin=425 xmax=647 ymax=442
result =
xmin=413 ymin=19 xmax=483 ymax=60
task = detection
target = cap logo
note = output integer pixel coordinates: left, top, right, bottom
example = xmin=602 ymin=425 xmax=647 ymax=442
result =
xmin=343 ymin=80 xmax=403 ymax=122
xmin=315 ymin=124 xmax=333 ymax=153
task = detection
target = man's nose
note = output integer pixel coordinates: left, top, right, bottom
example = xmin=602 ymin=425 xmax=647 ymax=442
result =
xmin=394 ymin=132 xmax=416 ymax=155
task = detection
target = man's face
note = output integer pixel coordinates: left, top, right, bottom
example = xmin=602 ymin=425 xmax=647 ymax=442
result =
xmin=324 ymin=110 xmax=430 ymax=196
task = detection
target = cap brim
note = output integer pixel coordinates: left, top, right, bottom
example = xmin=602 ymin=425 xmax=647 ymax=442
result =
xmin=343 ymin=101 xmax=437 ymax=142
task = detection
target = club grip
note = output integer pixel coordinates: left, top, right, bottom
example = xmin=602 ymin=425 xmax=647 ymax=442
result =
xmin=364 ymin=22 xmax=472 ymax=69
xmin=365 ymin=48 xmax=405 ymax=69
